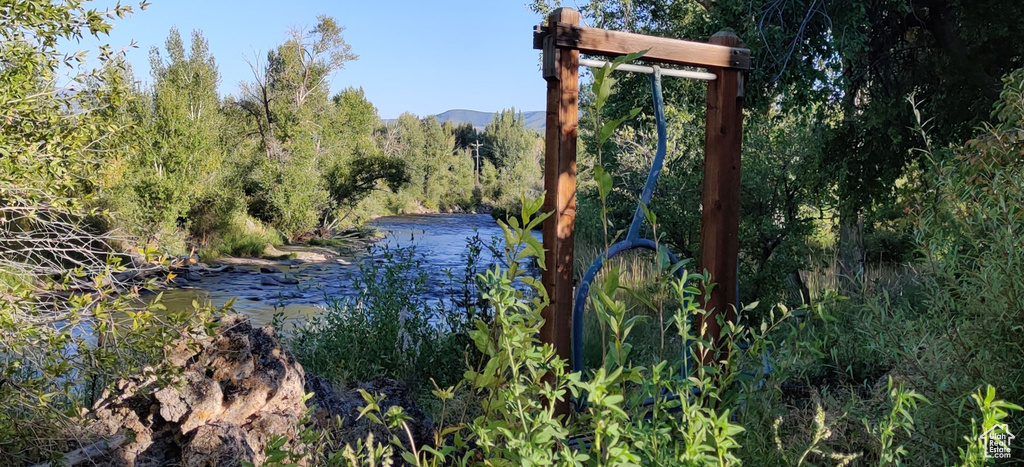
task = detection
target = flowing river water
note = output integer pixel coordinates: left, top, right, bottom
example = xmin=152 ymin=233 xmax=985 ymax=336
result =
xmin=158 ymin=213 xmax=515 ymax=326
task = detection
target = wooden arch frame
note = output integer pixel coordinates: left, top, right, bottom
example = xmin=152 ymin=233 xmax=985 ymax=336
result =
xmin=532 ymin=8 xmax=750 ymax=412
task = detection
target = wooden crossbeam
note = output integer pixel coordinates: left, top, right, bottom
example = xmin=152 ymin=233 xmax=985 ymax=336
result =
xmin=533 ymin=23 xmax=751 ymax=70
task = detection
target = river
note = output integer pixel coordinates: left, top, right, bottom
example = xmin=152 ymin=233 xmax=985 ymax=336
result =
xmin=158 ymin=213 xmax=517 ymax=326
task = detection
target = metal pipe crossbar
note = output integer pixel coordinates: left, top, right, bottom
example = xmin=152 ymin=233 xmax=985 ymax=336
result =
xmin=578 ymin=58 xmax=717 ymax=81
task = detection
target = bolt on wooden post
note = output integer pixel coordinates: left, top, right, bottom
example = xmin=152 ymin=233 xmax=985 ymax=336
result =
xmin=534 ymin=9 xmax=749 ymax=415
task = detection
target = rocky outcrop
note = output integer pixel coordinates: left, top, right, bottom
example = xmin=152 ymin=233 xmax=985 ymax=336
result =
xmin=82 ymin=315 xmax=306 ymax=467
xmin=58 ymin=315 xmax=435 ymax=466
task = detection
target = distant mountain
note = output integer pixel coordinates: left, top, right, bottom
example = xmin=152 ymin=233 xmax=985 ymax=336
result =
xmin=387 ymin=109 xmax=545 ymax=133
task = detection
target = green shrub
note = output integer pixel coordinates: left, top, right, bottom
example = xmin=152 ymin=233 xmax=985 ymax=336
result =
xmin=186 ymin=188 xmax=240 ymax=247
xmin=896 ymin=67 xmax=1024 ymax=457
xmin=200 ymin=213 xmax=283 ymax=260
xmin=288 ymin=242 xmax=476 ymax=389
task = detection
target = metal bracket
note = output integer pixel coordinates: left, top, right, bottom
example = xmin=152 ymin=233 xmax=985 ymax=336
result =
xmin=542 ymin=33 xmax=558 ymax=80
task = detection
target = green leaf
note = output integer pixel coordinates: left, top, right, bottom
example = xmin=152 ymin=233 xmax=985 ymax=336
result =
xmin=611 ymin=49 xmax=650 ymax=68
xmin=266 ymin=452 xmax=288 ymax=463
xmin=593 ymin=67 xmax=617 ymax=112
xmin=595 ymin=165 xmax=613 ymax=201
xmin=598 ymin=107 xmax=642 ymax=146
xmin=602 ymin=266 xmax=620 ymax=297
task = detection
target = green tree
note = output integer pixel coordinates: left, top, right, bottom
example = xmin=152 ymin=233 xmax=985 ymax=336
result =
xmin=706 ymin=0 xmax=1024 ymax=291
xmin=453 ymin=121 xmax=481 ymax=150
xmin=420 ymin=116 xmax=457 ymax=208
xmin=377 ymin=114 xmax=478 ymax=213
xmin=320 ymin=87 xmax=409 ymax=228
xmin=481 ymin=109 xmax=543 ymax=211
xmin=92 ymin=28 xmax=230 ymax=251
xmin=144 ymin=28 xmax=229 ymax=247
xmin=1 ymin=2 xmax=217 ymax=463
xmin=234 ymin=15 xmax=359 ymax=238
xmin=387 ymin=113 xmax=428 ymax=210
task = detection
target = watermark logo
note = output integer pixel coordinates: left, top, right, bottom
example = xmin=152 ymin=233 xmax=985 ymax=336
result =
xmin=981 ymin=424 xmax=1015 ymax=460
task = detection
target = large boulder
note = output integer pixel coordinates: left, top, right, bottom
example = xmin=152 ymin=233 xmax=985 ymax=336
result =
xmin=83 ymin=315 xmax=307 ymax=466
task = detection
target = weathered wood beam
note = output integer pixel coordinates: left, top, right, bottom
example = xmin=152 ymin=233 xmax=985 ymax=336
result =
xmin=533 ymin=24 xmax=751 ymax=70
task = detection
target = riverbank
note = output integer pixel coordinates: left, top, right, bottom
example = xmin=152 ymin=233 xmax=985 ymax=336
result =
xmin=210 ymin=227 xmax=381 ymax=268
xmin=154 ymin=213 xmax=510 ymax=325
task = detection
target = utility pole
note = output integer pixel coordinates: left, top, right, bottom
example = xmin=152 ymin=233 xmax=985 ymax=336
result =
xmin=470 ymin=140 xmax=483 ymax=185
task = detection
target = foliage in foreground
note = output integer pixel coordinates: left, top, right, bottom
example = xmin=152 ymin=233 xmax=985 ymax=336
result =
xmin=271 ymin=196 xmax=1020 ymax=466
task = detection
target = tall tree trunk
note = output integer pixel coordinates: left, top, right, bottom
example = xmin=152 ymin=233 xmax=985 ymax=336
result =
xmin=838 ymin=211 xmax=864 ymax=297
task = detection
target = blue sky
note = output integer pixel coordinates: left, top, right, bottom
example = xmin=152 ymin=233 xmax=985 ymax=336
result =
xmin=78 ymin=0 xmax=551 ymax=119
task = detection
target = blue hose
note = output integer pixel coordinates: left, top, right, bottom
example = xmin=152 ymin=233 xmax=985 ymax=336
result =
xmin=568 ymin=69 xmax=770 ymax=415
xmin=572 ymin=69 xmax=687 ymax=377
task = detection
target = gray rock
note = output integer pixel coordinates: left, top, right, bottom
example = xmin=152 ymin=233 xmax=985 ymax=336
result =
xmin=260 ymin=266 xmax=282 ymax=274
xmin=260 ymin=274 xmax=299 ymax=286
xmin=185 ymin=271 xmax=202 ymax=282
xmin=83 ymin=315 xmax=307 ymax=467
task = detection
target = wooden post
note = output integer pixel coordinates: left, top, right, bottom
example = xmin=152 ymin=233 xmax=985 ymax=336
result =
xmin=698 ymin=31 xmax=745 ymax=366
xmin=540 ymin=7 xmax=580 ymax=416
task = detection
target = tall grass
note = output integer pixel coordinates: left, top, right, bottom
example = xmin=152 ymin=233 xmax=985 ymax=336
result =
xmin=573 ymin=244 xmax=687 ymax=370
xmin=801 ymin=248 xmax=925 ymax=304
xmin=199 ymin=213 xmax=284 ymax=261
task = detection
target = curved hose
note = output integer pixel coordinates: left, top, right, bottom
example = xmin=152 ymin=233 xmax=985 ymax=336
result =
xmin=572 ymin=69 xmax=688 ymax=376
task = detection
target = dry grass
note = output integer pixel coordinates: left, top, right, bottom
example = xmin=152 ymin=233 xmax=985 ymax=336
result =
xmin=801 ymin=249 xmax=924 ymax=303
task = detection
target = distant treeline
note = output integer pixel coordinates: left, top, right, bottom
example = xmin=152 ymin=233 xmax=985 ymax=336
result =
xmin=90 ymin=17 xmax=542 ymax=255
